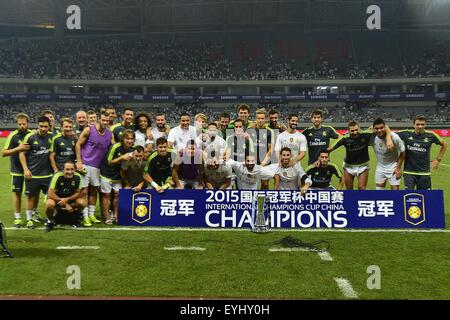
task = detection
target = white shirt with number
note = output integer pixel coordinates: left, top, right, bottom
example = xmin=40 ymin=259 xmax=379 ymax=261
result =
xmin=274 ymin=131 xmax=307 ymax=159
xmin=372 ymin=132 xmax=405 ymax=173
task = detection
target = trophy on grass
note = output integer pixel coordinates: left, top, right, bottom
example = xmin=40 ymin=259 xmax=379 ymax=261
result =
xmin=251 ymin=194 xmax=271 ymax=233
xmin=0 ymin=221 xmax=13 ymax=258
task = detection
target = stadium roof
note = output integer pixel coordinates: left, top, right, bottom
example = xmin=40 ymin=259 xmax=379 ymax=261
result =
xmin=0 ymin=0 xmax=449 ymax=35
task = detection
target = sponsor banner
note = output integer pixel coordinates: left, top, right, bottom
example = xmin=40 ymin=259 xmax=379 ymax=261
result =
xmin=118 ymin=189 xmax=445 ymax=229
xmin=0 ymin=131 xmax=10 ymax=137
xmin=334 ymin=130 xmax=450 ymax=137
xmin=0 ymin=92 xmax=449 ymax=102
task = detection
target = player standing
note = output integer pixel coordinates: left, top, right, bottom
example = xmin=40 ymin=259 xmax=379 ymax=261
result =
xmin=372 ymin=118 xmax=405 ymax=190
xmin=274 ymin=147 xmax=311 ymax=192
xmin=111 ymin=108 xmax=135 ymax=143
xmin=2 ymin=113 xmax=32 ymax=227
xmin=50 ymin=118 xmax=77 ymax=172
xmin=167 ymin=113 xmax=197 ymax=151
xmin=397 ymin=115 xmax=447 ymax=190
xmin=76 ymin=111 xmax=113 ymax=227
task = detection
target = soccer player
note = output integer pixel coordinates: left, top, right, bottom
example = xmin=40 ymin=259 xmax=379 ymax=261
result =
xmin=218 ymin=112 xmax=231 ymax=139
xmin=105 ymin=105 xmax=118 ymax=126
xmin=305 ymin=150 xmax=344 ymax=190
xmin=274 ymin=114 xmax=307 ymax=164
xmin=100 ymin=129 xmax=135 ymax=224
xmin=227 ymin=104 xmax=255 ymax=130
xmin=76 ymin=110 xmax=113 ymax=227
xmin=194 ymin=113 xmax=208 ymax=136
xmin=120 ymin=145 xmax=147 ymax=192
xmin=204 ymin=157 xmax=233 ymax=190
xmin=19 ymin=116 xmax=54 ymax=228
xmin=172 ymin=140 xmax=205 ymax=189
xmin=224 ymin=119 xmax=255 ymax=162
xmin=87 ymin=110 xmax=98 ymax=126
xmin=372 ymin=118 xmax=405 ymax=190
xmin=151 ymin=113 xmax=171 ymax=143
xmin=143 ymin=137 xmax=174 ymax=193
xmin=2 ymin=113 xmax=32 ymax=227
xmin=41 ymin=110 xmax=60 ymax=135
xmin=50 ymin=118 xmax=77 ymax=172
xmin=229 ymin=154 xmax=270 ymax=190
xmin=328 ymin=121 xmax=392 ymax=190
xmin=75 ymin=110 xmax=87 ymax=138
xmin=302 ymin=110 xmax=340 ymax=165
xmin=196 ymin=122 xmax=227 ymax=160
xmin=274 ymin=147 xmax=311 ymax=192
xmin=111 ymin=108 xmax=135 ymax=143
xmin=134 ymin=112 xmax=153 ymax=154
xmin=247 ymin=109 xmax=274 ymax=189
xmin=44 ymin=162 xmax=86 ymax=232
xmin=397 ymin=115 xmax=447 ymax=190
xmin=268 ymin=109 xmax=287 ymax=133
xmin=167 ymin=113 xmax=197 ymax=151
xmin=248 ymin=109 xmax=273 ymax=166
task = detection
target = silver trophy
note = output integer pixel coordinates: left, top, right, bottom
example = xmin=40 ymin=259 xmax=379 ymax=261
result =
xmin=251 ymin=194 xmax=270 ymax=233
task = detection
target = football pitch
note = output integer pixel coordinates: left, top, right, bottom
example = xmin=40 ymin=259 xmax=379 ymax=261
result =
xmin=0 ymin=137 xmax=449 ymax=300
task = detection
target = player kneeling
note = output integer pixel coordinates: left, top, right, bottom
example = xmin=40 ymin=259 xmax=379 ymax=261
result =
xmin=44 ymin=162 xmax=86 ymax=232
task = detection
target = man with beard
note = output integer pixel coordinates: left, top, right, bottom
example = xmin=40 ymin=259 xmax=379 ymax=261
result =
xmin=111 ymin=108 xmax=135 ymax=143
xmin=19 ymin=116 xmax=53 ymax=229
xmin=397 ymin=115 xmax=447 ymax=190
xmin=2 ymin=113 xmax=32 ymax=227
xmin=41 ymin=110 xmax=60 ymax=136
xmin=151 ymin=113 xmax=171 ymax=143
xmin=218 ymin=112 xmax=231 ymax=140
xmin=274 ymin=114 xmax=307 ymax=164
xmin=121 ymin=145 xmax=147 ymax=192
xmin=372 ymin=118 xmax=405 ymax=190
xmin=268 ymin=109 xmax=287 ymax=133
xmin=204 ymin=156 xmax=233 ymax=190
xmin=76 ymin=110 xmax=113 ymax=227
xmin=229 ymin=154 xmax=272 ymax=190
xmin=302 ymin=109 xmax=340 ymax=165
xmin=274 ymin=147 xmax=311 ymax=193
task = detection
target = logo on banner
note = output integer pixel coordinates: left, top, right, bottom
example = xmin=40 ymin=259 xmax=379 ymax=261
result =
xmin=132 ymin=192 xmax=152 ymax=224
xmin=404 ymin=193 xmax=425 ymax=225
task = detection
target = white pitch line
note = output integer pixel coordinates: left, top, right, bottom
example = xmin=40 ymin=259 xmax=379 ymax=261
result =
xmin=269 ymin=247 xmax=333 ymax=261
xmin=6 ymin=227 xmax=450 ymax=233
xmin=334 ymin=277 xmax=359 ymax=299
xmin=56 ymin=246 xmax=99 ymax=250
xmin=440 ymin=163 xmax=450 ymax=167
xmin=164 ymin=246 xmax=206 ymax=251
xmin=318 ymin=251 xmax=333 ymax=261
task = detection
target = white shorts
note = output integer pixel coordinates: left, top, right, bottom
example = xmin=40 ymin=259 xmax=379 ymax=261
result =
xmin=343 ymin=164 xmax=369 ymax=177
xmin=100 ymin=177 xmax=122 ymax=193
xmin=178 ymin=179 xmax=203 ymax=190
xmin=375 ymin=169 xmax=401 ymax=186
xmin=81 ymin=165 xmax=101 ymax=188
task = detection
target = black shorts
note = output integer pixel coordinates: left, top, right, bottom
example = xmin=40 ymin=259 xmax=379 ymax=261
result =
xmin=404 ymin=174 xmax=432 ymax=190
xmin=54 ymin=210 xmax=82 ymax=226
xmin=25 ymin=177 xmax=51 ymax=197
xmin=11 ymin=175 xmax=24 ymax=193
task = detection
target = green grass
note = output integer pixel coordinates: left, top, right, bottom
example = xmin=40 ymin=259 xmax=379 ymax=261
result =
xmin=0 ymin=137 xmax=449 ymax=299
